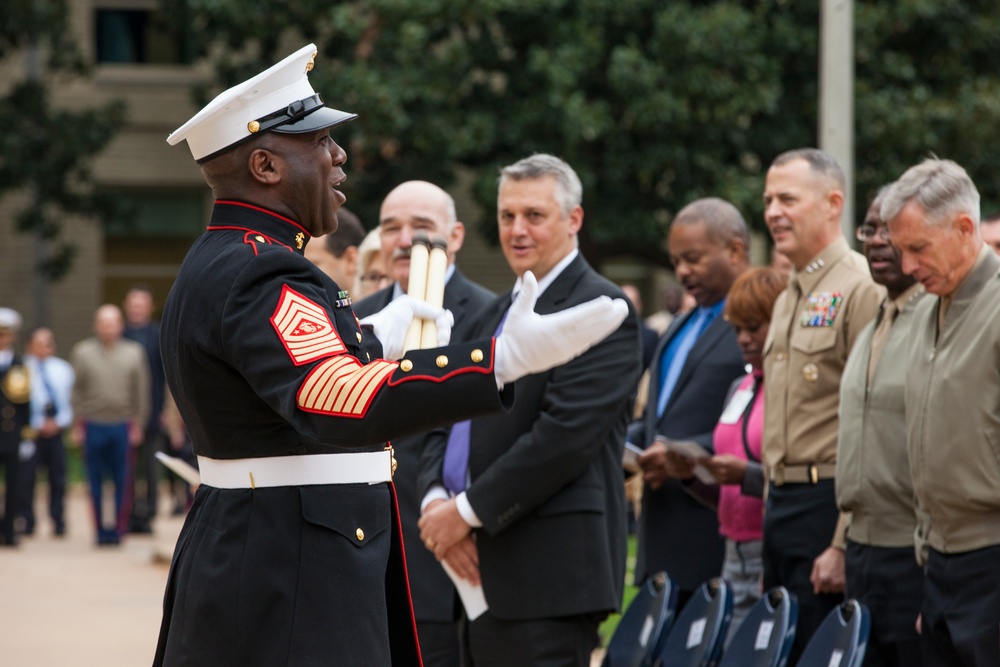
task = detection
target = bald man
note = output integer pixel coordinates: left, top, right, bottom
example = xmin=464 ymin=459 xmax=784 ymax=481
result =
xmin=71 ymin=305 xmax=150 ymax=546
xmin=353 ymin=181 xmax=494 ymax=666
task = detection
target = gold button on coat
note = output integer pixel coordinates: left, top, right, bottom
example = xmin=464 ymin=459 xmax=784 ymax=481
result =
xmin=400 ymin=360 xmax=413 ymax=372
xmin=356 ymin=528 xmax=364 ymax=541
xmin=436 ymin=355 xmax=448 ymax=368
xmin=356 ymin=332 xmax=362 ymax=343
xmin=471 ymin=349 xmax=484 ymax=363
xmin=802 ymin=363 xmax=819 ymax=382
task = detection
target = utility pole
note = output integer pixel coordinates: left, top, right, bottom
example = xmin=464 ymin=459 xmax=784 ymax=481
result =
xmin=26 ymin=41 xmax=49 ymax=326
xmin=819 ymin=0 xmax=855 ymax=242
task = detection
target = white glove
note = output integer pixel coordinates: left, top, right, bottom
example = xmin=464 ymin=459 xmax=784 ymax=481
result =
xmin=359 ymin=296 xmax=454 ymax=360
xmin=494 ymin=271 xmax=628 ymax=387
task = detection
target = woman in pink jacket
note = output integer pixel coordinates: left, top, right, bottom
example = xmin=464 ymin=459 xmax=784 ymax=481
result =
xmin=702 ymin=267 xmax=788 ymax=640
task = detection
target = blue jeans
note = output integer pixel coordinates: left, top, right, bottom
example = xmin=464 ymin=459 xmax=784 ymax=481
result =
xmin=84 ymin=422 xmax=130 ymax=541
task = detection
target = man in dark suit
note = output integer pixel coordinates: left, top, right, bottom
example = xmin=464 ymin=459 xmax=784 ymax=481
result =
xmin=122 ymin=285 xmax=165 ymax=533
xmin=632 ymin=198 xmax=751 ymax=609
xmin=353 ymin=180 xmax=495 ymax=667
xmin=418 ymin=154 xmax=642 ymax=666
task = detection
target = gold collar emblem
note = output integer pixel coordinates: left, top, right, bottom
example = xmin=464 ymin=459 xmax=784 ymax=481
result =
xmin=295 ymin=232 xmax=305 ymax=250
xmin=2 ymin=366 xmax=30 ymax=404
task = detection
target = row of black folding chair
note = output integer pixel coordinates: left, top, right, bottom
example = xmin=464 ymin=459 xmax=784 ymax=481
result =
xmin=604 ymin=574 xmax=869 ymax=667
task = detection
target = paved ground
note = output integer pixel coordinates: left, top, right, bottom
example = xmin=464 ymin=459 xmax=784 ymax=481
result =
xmin=0 ymin=484 xmax=607 ymax=666
xmin=0 ymin=484 xmax=183 ymax=667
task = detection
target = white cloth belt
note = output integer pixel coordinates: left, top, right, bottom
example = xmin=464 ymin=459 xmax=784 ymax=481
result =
xmin=197 ymin=451 xmax=393 ymax=489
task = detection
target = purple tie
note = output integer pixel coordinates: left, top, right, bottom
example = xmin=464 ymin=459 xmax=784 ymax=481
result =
xmin=442 ymin=297 xmax=514 ymax=494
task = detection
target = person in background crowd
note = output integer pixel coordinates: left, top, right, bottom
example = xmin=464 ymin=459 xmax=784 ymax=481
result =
xmin=644 ymin=283 xmax=686 ymax=336
xmin=761 ymin=148 xmax=882 ymax=662
xmin=883 ymin=158 xmax=1000 ymax=666
xmin=19 ymin=327 xmax=74 ymax=537
xmin=304 ymin=207 xmax=366 ymax=290
xmin=702 ymin=267 xmax=787 ymax=643
xmin=620 ymin=284 xmax=659 ymax=371
xmin=978 ymin=211 xmax=1000 ymax=255
xmin=354 ymin=228 xmax=393 ymax=300
xmin=770 ymin=247 xmax=795 ymax=276
xmin=632 ymin=197 xmax=750 ymax=610
xmin=71 ymin=304 xmax=150 ymax=546
xmin=836 ymin=186 xmax=926 ymax=667
xmin=354 ymin=180 xmax=495 ymax=667
xmin=0 ymin=307 xmax=30 ymax=546
xmin=122 ymin=285 xmax=165 ymax=534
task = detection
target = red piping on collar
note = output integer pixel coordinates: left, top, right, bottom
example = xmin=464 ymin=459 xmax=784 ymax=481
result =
xmin=214 ymin=200 xmax=311 ymax=236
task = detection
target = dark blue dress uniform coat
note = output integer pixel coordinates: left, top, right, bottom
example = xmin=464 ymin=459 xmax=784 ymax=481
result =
xmin=0 ymin=355 xmax=31 ymax=543
xmin=153 ymin=201 xmax=509 ymax=667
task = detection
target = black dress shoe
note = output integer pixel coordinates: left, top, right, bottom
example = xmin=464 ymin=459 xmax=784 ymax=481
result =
xmin=128 ymin=521 xmax=153 ymax=535
xmin=54 ymin=522 xmax=66 ymax=537
xmin=0 ymin=532 xmax=19 ymax=547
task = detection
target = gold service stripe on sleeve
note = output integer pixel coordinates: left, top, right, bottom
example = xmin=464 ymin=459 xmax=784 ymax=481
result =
xmin=298 ymin=356 xmax=397 ymax=417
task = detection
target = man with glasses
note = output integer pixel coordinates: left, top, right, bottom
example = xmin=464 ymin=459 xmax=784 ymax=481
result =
xmin=836 ymin=187 xmax=926 ymax=666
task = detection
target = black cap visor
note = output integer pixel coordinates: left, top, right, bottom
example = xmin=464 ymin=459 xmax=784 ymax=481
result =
xmin=273 ymin=105 xmax=357 ymax=134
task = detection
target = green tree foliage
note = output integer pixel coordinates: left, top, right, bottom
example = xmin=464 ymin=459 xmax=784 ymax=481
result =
xmin=0 ymin=0 xmax=126 ymax=279
xmin=175 ymin=0 xmax=1000 ymax=268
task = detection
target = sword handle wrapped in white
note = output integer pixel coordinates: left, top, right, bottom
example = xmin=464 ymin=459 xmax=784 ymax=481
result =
xmin=402 ymin=234 xmax=431 ymax=354
xmin=419 ymin=236 xmax=448 ymax=349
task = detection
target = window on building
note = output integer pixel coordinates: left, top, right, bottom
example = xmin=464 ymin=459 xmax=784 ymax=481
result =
xmin=104 ymin=189 xmax=207 ymax=312
xmin=95 ymin=2 xmax=193 ymax=65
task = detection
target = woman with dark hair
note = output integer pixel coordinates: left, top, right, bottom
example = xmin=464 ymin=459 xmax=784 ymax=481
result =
xmin=702 ymin=266 xmax=788 ymax=640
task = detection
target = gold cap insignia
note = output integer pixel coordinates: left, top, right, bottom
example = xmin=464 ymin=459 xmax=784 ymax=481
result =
xmin=306 ymin=51 xmax=317 ymax=73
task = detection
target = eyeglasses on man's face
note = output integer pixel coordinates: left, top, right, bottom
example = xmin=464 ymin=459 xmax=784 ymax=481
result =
xmin=855 ymin=224 xmax=891 ymax=242
xmin=360 ymin=272 xmax=390 ymax=285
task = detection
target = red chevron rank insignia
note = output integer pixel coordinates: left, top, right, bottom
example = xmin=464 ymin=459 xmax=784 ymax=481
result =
xmin=272 ymin=285 xmax=346 ymax=365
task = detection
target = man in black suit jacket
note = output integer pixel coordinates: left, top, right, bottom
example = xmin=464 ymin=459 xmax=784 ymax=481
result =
xmin=418 ymin=154 xmax=642 ymax=666
xmin=353 ymin=180 xmax=495 ymax=667
xmin=631 ymin=198 xmax=751 ymax=609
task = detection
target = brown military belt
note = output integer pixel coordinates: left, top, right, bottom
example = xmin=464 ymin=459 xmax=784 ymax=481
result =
xmin=768 ymin=462 xmax=837 ymax=486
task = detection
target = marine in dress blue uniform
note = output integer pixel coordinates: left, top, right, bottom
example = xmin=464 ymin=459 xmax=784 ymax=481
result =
xmin=0 ymin=308 xmax=31 ymax=546
xmin=153 ymin=45 xmax=627 ymax=666
xmin=154 ymin=46 xmax=506 ymax=667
